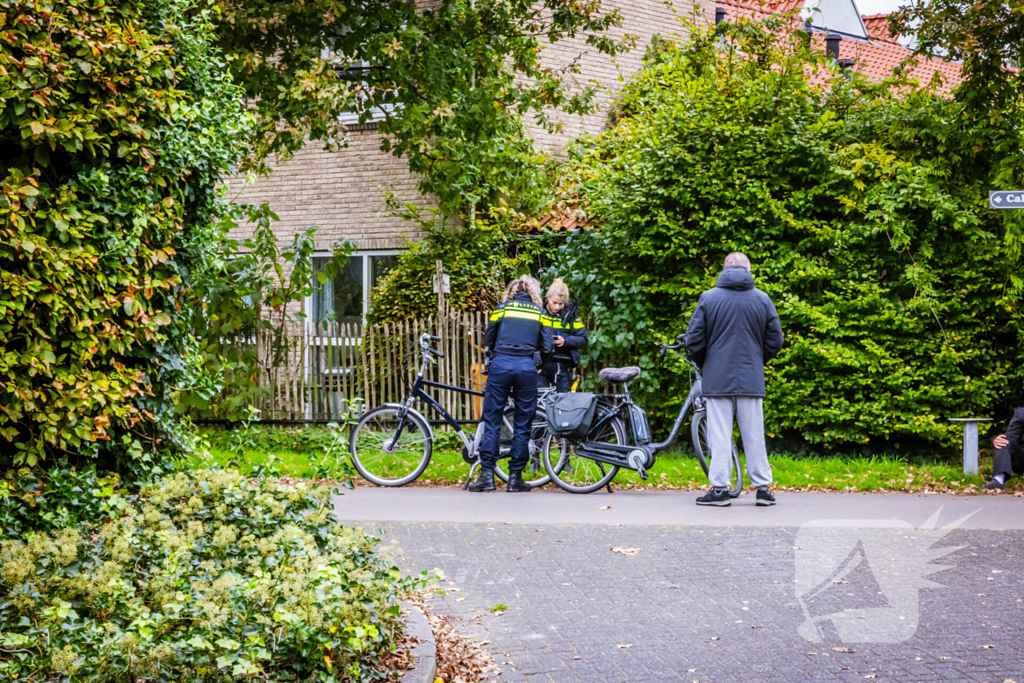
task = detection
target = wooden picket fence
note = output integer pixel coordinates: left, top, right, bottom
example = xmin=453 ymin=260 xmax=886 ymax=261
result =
xmin=212 ymin=310 xmax=493 ymax=424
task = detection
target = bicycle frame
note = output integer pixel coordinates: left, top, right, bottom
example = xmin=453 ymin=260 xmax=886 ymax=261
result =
xmin=388 ymin=344 xmax=484 ymax=463
xmin=569 ymin=350 xmax=704 ymax=477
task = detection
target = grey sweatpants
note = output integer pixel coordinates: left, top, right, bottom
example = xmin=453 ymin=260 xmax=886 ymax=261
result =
xmin=706 ymin=397 xmax=773 ymax=489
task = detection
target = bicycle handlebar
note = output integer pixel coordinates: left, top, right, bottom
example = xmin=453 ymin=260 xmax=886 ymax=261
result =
xmin=659 ymin=340 xmax=684 ymax=359
xmin=659 ymin=338 xmax=699 ymax=372
xmin=419 ymin=333 xmax=444 ymax=359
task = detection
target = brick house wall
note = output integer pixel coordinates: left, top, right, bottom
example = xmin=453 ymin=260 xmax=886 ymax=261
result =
xmin=225 ymin=0 xmax=713 ymax=253
xmin=528 ymin=0 xmax=712 ymax=153
xmin=222 ymin=124 xmax=436 ymax=250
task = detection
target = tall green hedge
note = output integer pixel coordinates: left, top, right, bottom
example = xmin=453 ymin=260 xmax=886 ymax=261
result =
xmin=551 ymin=18 xmax=1024 ymax=453
xmin=0 ymin=0 xmax=247 ymax=472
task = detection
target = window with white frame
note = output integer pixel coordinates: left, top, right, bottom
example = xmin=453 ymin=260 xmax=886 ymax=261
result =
xmin=310 ymin=251 xmax=399 ymax=325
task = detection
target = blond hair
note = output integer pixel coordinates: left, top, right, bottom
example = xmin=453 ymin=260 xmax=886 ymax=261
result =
xmin=502 ymin=275 xmax=543 ymax=307
xmin=547 ymin=278 xmax=570 ymax=301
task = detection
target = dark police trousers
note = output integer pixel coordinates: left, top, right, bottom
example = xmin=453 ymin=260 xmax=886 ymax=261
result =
xmin=478 ymin=354 xmax=539 ymax=472
xmin=540 ymin=361 xmax=573 ymax=393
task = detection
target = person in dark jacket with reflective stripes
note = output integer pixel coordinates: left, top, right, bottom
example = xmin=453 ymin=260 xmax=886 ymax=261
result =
xmin=541 ymin=278 xmax=588 ymax=393
xmin=684 ymin=252 xmax=784 ymax=507
xmin=469 ymin=275 xmax=554 ymax=493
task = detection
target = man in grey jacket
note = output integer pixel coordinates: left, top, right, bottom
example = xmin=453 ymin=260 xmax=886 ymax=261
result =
xmin=684 ymin=252 xmax=784 ymax=507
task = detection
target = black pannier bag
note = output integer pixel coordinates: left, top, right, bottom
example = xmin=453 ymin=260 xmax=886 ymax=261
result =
xmin=546 ymin=393 xmax=598 ymax=440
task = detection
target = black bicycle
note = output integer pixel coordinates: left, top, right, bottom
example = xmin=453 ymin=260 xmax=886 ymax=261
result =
xmin=348 ymin=334 xmax=557 ymax=487
xmin=542 ymin=335 xmax=743 ymax=495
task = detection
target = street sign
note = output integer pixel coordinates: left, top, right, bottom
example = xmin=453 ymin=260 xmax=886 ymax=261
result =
xmin=989 ymin=190 xmax=1024 ymax=209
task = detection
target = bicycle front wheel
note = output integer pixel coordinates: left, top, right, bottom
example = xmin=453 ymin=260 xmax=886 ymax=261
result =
xmin=479 ymin=408 xmax=553 ymax=488
xmin=691 ymin=410 xmax=743 ymax=498
xmin=349 ymin=406 xmax=432 ymax=486
xmin=543 ymin=413 xmax=625 ymax=494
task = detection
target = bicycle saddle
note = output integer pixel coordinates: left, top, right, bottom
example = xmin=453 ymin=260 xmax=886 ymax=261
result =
xmin=599 ymin=366 xmax=640 ymax=383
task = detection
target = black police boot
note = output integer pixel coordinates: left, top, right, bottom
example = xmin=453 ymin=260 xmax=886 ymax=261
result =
xmin=467 ymin=467 xmax=496 ymax=492
xmin=507 ymin=471 xmax=533 ymax=493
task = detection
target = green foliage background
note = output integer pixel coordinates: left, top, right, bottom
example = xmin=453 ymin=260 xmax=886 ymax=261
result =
xmin=549 ymin=18 xmax=1024 ymax=453
xmin=367 ymin=199 xmax=552 ymax=321
xmin=0 ymin=0 xmax=247 ymax=472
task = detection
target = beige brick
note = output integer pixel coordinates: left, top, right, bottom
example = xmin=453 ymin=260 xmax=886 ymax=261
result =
xmin=228 ymin=0 xmax=711 ymax=250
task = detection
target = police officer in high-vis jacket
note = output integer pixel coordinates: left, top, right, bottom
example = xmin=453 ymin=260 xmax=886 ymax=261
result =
xmin=540 ymin=278 xmax=588 ymax=393
xmin=469 ymin=275 xmax=554 ymax=492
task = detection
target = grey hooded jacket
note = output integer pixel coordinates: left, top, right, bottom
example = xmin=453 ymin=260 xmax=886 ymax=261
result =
xmin=684 ymin=266 xmax=784 ymax=397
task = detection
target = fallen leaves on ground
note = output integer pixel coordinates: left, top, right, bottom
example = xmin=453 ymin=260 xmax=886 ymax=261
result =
xmin=408 ymin=594 xmax=501 ymax=683
xmin=610 ymin=547 xmax=641 ymax=555
xmin=381 ymin=607 xmax=421 ymax=681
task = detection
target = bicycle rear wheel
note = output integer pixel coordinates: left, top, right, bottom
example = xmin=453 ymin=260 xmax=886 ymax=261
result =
xmin=543 ymin=412 xmax=625 ymax=494
xmin=349 ymin=406 xmax=432 ymax=486
xmin=477 ymin=407 xmax=553 ymax=487
xmin=691 ymin=410 xmax=743 ymax=498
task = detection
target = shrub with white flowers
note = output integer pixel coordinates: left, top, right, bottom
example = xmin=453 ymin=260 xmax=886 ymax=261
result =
xmin=0 ymin=469 xmax=416 ymax=682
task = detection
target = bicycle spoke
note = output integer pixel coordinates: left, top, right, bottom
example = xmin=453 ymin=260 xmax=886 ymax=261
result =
xmin=352 ymin=409 xmax=431 ymax=485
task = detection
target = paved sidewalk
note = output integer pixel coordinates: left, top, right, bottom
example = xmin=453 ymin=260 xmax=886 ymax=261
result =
xmin=335 ymin=487 xmax=1024 ymax=530
xmin=334 ymin=489 xmax=1024 ymax=682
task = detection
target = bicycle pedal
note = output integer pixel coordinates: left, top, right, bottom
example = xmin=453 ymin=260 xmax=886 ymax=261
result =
xmin=627 ymin=449 xmax=648 ymax=480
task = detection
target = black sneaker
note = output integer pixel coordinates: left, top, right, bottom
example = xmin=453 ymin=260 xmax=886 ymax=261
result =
xmin=756 ymin=488 xmax=776 ymax=506
xmin=985 ymin=477 xmax=1006 ymax=491
xmin=696 ymin=489 xmax=731 ymax=506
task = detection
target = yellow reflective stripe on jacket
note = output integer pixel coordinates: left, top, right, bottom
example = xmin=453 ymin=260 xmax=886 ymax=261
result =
xmin=502 ymin=309 xmax=544 ymax=321
xmin=490 ymin=306 xmax=546 ymax=322
xmin=544 ymin=318 xmax=586 ymax=330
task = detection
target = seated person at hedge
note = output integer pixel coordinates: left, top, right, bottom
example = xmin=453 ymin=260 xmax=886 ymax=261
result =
xmin=541 ymin=278 xmax=588 ymax=393
xmin=987 ymin=407 xmax=1024 ymax=490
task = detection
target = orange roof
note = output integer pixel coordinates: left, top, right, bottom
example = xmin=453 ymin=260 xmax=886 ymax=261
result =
xmin=536 ymin=205 xmax=587 ymax=232
xmin=765 ymin=0 xmax=806 ymax=11
xmin=717 ymin=0 xmax=963 ymax=93
xmin=861 ymin=13 xmax=897 ymax=42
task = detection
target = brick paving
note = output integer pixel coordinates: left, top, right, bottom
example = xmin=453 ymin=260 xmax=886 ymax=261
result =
xmin=362 ymin=520 xmax=1024 ymax=682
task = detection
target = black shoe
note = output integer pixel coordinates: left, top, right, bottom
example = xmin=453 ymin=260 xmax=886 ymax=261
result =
xmin=507 ymin=471 xmax=533 ymax=492
xmin=467 ymin=468 xmax=496 ymax=492
xmin=985 ymin=477 xmax=1006 ymax=491
xmin=696 ymin=489 xmax=731 ymax=506
xmin=756 ymin=487 xmax=776 ymax=506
